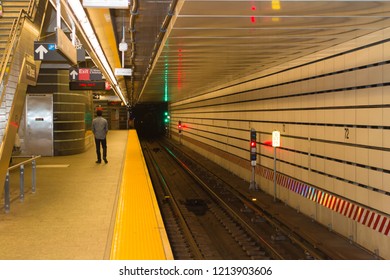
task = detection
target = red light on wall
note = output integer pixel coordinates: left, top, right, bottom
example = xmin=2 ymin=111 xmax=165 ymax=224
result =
xmin=263 ymin=140 xmax=273 ymax=146
xmin=250 ymin=2 xmax=257 ymax=23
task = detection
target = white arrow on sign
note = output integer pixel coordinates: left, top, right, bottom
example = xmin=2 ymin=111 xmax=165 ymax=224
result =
xmin=35 ymin=45 xmax=48 ymax=59
xmin=70 ymin=70 xmax=78 ymax=80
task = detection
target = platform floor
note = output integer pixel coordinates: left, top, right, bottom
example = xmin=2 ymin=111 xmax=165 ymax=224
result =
xmin=0 ymin=130 xmax=128 ymax=259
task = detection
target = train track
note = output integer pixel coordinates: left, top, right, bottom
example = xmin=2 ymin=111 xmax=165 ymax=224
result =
xmin=142 ymin=139 xmax=326 ymax=260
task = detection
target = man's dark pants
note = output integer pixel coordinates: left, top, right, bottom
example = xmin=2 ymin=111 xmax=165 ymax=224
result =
xmin=95 ymin=138 xmax=107 ymax=161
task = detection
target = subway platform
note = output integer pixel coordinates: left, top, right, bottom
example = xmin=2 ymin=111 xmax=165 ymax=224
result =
xmin=0 ymin=130 xmax=171 ymax=260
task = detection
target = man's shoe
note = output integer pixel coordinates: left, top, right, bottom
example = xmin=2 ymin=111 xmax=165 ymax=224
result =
xmin=103 ymin=159 xmax=108 ymax=164
xmin=96 ymin=160 xmax=101 ymax=164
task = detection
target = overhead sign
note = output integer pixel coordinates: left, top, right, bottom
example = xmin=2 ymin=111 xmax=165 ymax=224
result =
xmin=272 ymin=131 xmax=281 ymax=147
xmin=69 ymin=68 xmax=103 ymax=81
xmin=35 ymin=43 xmax=54 ymax=60
xmin=34 ymin=42 xmax=85 ymax=63
xmin=115 ymin=68 xmax=132 ymax=76
xmin=56 ymin=28 xmax=77 ymax=65
xmin=69 ymin=81 xmax=106 ymax=91
xmin=83 ymin=0 xmax=129 ymax=8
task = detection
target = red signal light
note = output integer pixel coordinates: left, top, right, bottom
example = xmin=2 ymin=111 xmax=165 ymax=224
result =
xmin=250 ymin=3 xmax=257 ymax=23
xmin=250 ymin=140 xmax=256 ymax=147
xmin=178 ymin=121 xmax=182 ymax=132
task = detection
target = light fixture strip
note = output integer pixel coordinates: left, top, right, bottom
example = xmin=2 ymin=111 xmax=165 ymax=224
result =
xmin=66 ymin=0 xmax=127 ymax=105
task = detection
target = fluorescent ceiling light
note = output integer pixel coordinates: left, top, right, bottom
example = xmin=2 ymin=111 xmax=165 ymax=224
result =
xmin=67 ymin=0 xmax=127 ymax=105
xmin=82 ymin=0 xmax=129 ymax=9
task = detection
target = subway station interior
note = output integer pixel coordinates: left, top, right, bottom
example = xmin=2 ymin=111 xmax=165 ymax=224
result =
xmin=0 ymin=0 xmax=390 ymax=260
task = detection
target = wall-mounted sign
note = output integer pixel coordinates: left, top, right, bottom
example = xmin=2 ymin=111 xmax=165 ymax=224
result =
xmin=272 ymin=130 xmax=281 ymax=147
xmin=21 ymin=54 xmax=40 ymax=86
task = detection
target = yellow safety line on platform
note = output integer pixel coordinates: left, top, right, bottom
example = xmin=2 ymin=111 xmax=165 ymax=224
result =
xmin=110 ymin=130 xmax=173 ymax=260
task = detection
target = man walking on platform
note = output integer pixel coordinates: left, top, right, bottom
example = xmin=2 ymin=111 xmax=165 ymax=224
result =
xmin=92 ymin=109 xmax=108 ymax=164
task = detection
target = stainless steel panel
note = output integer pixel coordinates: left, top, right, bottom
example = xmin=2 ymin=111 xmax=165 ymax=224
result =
xmin=25 ymin=94 xmax=53 ymax=156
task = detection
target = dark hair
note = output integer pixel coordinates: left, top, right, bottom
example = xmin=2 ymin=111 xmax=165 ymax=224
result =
xmin=97 ymin=110 xmax=103 ymax=116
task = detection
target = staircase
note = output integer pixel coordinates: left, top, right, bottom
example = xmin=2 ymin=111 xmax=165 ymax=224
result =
xmin=0 ymin=0 xmax=40 ymax=194
xmin=0 ymin=1 xmax=30 ymax=56
xmin=0 ymin=1 xmax=31 ymax=138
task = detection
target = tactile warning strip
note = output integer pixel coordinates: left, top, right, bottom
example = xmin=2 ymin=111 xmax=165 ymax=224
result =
xmin=260 ymin=167 xmax=390 ymax=236
xmin=110 ymin=130 xmax=173 ymax=260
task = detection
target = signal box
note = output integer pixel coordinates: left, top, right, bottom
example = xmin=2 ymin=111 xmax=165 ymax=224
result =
xmin=250 ymin=129 xmax=256 ymax=162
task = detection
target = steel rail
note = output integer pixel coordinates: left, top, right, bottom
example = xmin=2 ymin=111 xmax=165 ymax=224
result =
xmin=161 ymin=143 xmax=285 ymax=260
xmin=164 ymin=140 xmax=329 ymax=259
xmin=142 ymin=142 xmax=204 ymax=260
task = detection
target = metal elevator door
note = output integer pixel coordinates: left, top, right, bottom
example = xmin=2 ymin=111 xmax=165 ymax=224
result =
xmin=25 ymin=94 xmax=53 ymax=156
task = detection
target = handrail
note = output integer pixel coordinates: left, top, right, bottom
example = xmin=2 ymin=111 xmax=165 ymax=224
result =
xmin=0 ymin=16 xmax=19 ymax=103
xmin=0 ymin=0 xmax=39 ymax=105
xmin=8 ymin=155 xmax=41 ymax=171
xmin=27 ymin=0 xmax=38 ymax=16
xmin=4 ymin=155 xmax=41 ymax=213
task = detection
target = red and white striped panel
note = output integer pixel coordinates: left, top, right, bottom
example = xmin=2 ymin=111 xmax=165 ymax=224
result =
xmin=259 ymin=167 xmax=390 ymax=237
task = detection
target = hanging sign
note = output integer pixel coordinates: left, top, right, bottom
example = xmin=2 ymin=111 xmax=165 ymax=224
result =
xmin=34 ymin=42 xmax=85 ymax=62
xmin=115 ymin=68 xmax=132 ymax=76
xmin=69 ymin=68 xmax=103 ymax=81
xmin=69 ymin=81 xmax=106 ymax=90
xmin=56 ymin=28 xmax=77 ymax=65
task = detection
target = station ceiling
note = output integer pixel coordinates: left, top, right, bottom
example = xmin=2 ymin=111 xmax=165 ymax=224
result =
xmin=84 ymin=0 xmax=390 ymax=105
